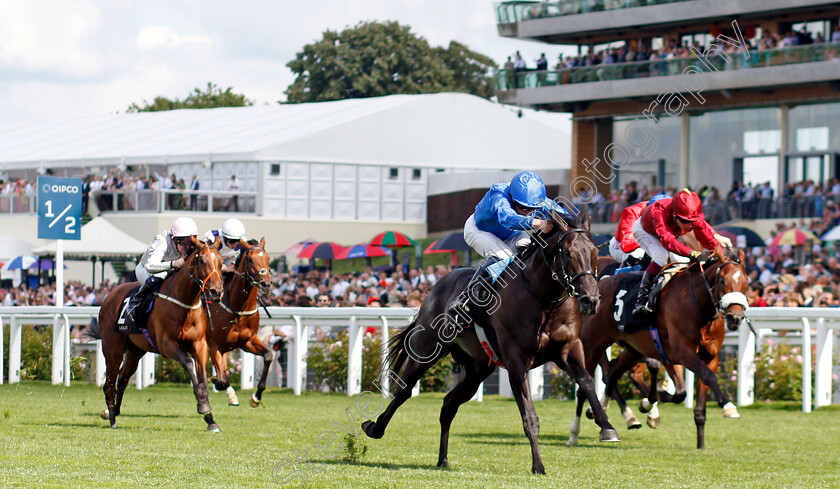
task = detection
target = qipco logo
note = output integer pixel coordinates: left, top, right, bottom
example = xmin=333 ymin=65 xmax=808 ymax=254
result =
xmin=42 ymin=184 xmax=80 ymax=194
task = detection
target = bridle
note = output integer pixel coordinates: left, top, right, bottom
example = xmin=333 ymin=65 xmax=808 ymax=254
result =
xmin=182 ymin=245 xmax=222 ymax=297
xmin=233 ymin=245 xmax=272 ymax=293
xmin=690 ymin=258 xmax=752 ymax=333
xmin=536 ymin=226 xmax=597 ymax=299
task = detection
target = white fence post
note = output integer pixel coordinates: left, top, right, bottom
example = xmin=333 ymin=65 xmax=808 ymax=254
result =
xmin=63 ymin=314 xmax=71 ymax=386
xmin=8 ymin=317 xmax=20 ymax=383
xmin=51 ymin=315 xmax=65 ymax=384
xmin=380 ymin=316 xmax=390 ymax=396
xmin=347 ymin=316 xmax=363 ymax=396
xmin=737 ymin=323 xmax=756 ymax=406
xmin=594 ymin=346 xmax=611 ymax=401
xmin=142 ymin=353 xmax=156 ymax=387
xmin=96 ymin=340 xmax=106 ymax=386
xmin=470 ymin=382 xmax=484 ymax=402
xmin=815 ymin=319 xmax=833 ymax=408
xmin=241 ymin=351 xmax=255 ymax=390
xmin=292 ymin=315 xmax=306 ymax=396
xmin=529 ymin=365 xmax=544 ymax=401
xmin=499 ymin=368 xmax=512 ymax=397
xmin=802 ymin=317 xmax=812 ymax=413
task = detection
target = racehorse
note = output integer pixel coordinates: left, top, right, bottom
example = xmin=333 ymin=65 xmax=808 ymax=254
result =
xmin=204 ymin=238 xmax=273 ymax=407
xmin=98 ymin=236 xmax=224 ymax=431
xmin=362 ymin=213 xmax=620 ymax=474
xmin=570 ymin=247 xmax=749 ymax=449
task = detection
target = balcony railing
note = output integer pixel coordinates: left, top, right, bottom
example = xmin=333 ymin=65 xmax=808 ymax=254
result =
xmin=494 ymin=0 xmax=694 ymax=24
xmin=495 ymin=42 xmax=840 ymax=91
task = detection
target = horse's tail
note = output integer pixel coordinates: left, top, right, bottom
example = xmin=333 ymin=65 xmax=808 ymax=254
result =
xmin=84 ymin=316 xmax=101 ymax=340
xmin=386 ymin=319 xmax=416 ymax=374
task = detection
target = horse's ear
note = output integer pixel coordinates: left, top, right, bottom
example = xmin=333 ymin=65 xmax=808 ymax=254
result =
xmin=191 ymin=235 xmax=202 ymax=248
xmin=239 ymin=238 xmax=250 ymax=250
xmin=259 ymin=236 xmax=266 ymax=248
xmin=212 ymin=234 xmax=221 ymax=249
xmin=582 ymin=213 xmax=592 ymax=231
xmin=738 ymin=248 xmax=746 ymax=264
xmin=714 ymin=246 xmax=726 ymax=263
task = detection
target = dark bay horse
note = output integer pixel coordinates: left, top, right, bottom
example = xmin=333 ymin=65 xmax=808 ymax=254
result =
xmin=204 ymin=238 xmax=273 ymax=407
xmin=571 ymin=247 xmax=749 ymax=449
xmin=362 ymin=214 xmax=620 ymax=475
xmin=98 ymin=236 xmax=224 ymax=431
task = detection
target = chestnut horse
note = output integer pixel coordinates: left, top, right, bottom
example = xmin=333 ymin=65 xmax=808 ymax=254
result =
xmin=362 ymin=213 xmax=619 ymax=475
xmin=205 ymin=238 xmax=273 ymax=407
xmin=98 ymin=236 xmax=224 ymax=431
xmin=570 ymin=247 xmax=749 ymax=449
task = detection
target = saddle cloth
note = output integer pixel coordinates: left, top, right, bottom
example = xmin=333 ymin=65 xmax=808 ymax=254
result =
xmin=115 ymin=285 xmax=155 ymax=334
xmin=612 ymin=264 xmax=687 ymax=334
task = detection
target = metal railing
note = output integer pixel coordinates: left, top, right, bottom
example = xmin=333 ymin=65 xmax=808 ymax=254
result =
xmin=0 ymin=306 xmax=836 ymax=411
xmin=495 ymin=42 xmax=840 ymax=90
xmin=90 ymin=189 xmax=257 ymax=214
xmin=494 ymin=0 xmax=695 ymax=25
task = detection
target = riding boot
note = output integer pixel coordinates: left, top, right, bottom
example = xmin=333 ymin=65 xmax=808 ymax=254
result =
xmin=632 ymin=271 xmax=656 ymax=317
xmin=448 ymin=269 xmax=489 ymax=328
xmin=126 ymin=276 xmax=160 ymax=322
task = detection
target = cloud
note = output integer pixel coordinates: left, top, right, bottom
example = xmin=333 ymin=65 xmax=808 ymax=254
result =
xmin=136 ymin=25 xmax=213 ymax=50
xmin=0 ymin=0 xmax=103 ymax=78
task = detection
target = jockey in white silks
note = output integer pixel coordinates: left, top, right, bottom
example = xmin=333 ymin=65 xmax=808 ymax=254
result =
xmin=202 ymin=218 xmax=247 ymax=273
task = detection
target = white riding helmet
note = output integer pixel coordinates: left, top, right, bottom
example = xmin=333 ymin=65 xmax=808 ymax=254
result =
xmin=221 ymin=218 xmax=246 ymax=240
xmin=171 ymin=217 xmax=198 ymax=238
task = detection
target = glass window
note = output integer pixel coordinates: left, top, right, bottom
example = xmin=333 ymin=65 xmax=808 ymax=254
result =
xmin=789 ymin=102 xmax=840 ymax=151
xmin=689 ymin=107 xmax=781 ymax=194
xmin=270 ymin=164 xmax=281 ymax=176
xmin=389 ymin=168 xmax=399 ymax=179
xmin=613 ymin=114 xmax=681 ymax=190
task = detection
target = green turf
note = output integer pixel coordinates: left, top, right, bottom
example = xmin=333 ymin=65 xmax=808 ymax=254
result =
xmin=1 ymin=382 xmax=838 ymax=488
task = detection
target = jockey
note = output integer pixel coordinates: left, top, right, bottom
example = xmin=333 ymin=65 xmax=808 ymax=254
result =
xmin=203 ymin=218 xmax=247 ymax=272
xmin=127 ymin=217 xmax=199 ymax=321
xmin=608 ymin=193 xmax=670 ymax=266
xmin=632 ymin=189 xmax=731 ymax=316
xmin=450 ymin=171 xmax=566 ymax=321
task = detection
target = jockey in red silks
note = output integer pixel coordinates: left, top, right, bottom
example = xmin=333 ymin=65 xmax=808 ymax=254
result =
xmin=631 ymin=189 xmax=731 ymax=316
xmin=608 ymin=193 xmax=670 ymax=266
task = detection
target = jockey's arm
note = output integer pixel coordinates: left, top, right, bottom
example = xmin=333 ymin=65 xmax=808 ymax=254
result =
xmin=693 ymin=219 xmax=725 ymax=252
xmin=144 ymin=234 xmax=179 ymax=274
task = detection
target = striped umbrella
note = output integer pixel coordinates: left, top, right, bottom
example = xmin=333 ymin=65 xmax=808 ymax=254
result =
xmin=369 ymin=231 xmax=416 ymax=248
xmin=770 ymin=229 xmax=821 ymax=247
xmin=297 ymin=242 xmax=346 ymax=260
xmin=284 ymin=238 xmax=317 ymax=255
xmin=336 ymin=244 xmax=390 ymax=260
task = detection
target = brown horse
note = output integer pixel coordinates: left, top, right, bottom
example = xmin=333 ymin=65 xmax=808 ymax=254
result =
xmin=98 ymin=236 xmax=224 ymax=431
xmin=205 ymin=238 xmax=273 ymax=407
xmin=570 ymin=247 xmax=749 ymax=449
xmin=362 ymin=214 xmax=619 ymax=475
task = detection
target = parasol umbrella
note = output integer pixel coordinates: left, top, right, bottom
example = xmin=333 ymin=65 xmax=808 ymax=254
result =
xmin=821 ymin=225 xmax=840 ymax=242
xmin=423 ymin=240 xmax=449 ymax=254
xmin=423 ymin=240 xmax=462 ymax=266
xmin=425 ymin=232 xmax=470 ymax=252
xmin=297 ymin=242 xmax=346 ymax=260
xmin=770 ymin=229 xmax=821 ymax=247
xmin=284 ymin=238 xmax=317 ymax=255
xmin=336 ymin=244 xmax=390 ymax=260
xmin=718 ymin=226 xmax=765 ymax=248
xmin=5 ymin=255 xmax=40 ymax=270
xmin=369 ymin=231 xmax=416 ymax=247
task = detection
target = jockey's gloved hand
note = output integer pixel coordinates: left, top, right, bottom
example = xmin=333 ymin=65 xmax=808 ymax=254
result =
xmin=688 ymin=250 xmax=703 ymax=263
xmin=171 ymin=258 xmax=186 ymax=268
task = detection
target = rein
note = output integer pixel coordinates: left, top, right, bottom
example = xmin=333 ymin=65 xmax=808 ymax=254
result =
xmin=688 ymin=260 xmax=749 ymax=322
xmin=219 ymin=245 xmax=270 ymax=321
xmin=536 ymin=227 xmax=596 ymax=300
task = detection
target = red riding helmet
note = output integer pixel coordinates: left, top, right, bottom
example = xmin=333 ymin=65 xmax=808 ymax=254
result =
xmin=672 ymin=189 xmax=704 ymax=222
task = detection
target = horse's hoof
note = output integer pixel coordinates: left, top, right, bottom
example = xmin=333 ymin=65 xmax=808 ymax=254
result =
xmin=100 ymin=409 xmax=109 ymax=420
xmin=207 ymin=424 xmax=221 ymax=433
xmin=584 ymin=406 xmax=595 ymax=420
xmin=566 ymin=436 xmax=579 ymax=447
xmin=647 ymin=416 xmax=661 ymax=429
xmin=361 ymin=420 xmax=382 ymax=439
xmin=249 ymin=394 xmax=260 ymax=408
xmin=722 ymin=402 xmax=740 ymax=418
xmin=437 ymin=459 xmax=449 ymax=468
xmin=229 ymin=401 xmax=239 ymax=407
xmin=627 ymin=417 xmax=642 ymax=430
xmin=532 ymin=465 xmax=546 ymax=475
xmin=600 ymin=428 xmax=621 ymax=442
xmin=110 ymin=423 xmax=117 ymax=429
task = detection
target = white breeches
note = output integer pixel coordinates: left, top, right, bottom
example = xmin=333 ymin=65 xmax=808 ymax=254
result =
xmin=135 ymin=264 xmax=167 ymax=284
xmin=464 ymin=214 xmax=530 ymax=261
xmin=632 ymin=220 xmax=689 ymax=267
xmin=608 ymin=237 xmax=645 ymax=264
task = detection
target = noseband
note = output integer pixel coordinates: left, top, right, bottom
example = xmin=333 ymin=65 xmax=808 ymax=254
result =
xmin=537 ymin=227 xmax=597 ymax=298
xmin=183 ymin=246 xmax=222 ymax=295
xmin=234 ymin=246 xmax=271 ymax=291
xmin=691 ymin=260 xmax=749 ymax=322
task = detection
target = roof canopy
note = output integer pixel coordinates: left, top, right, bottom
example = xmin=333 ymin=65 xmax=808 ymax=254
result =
xmin=32 ymin=217 xmax=147 ymax=260
xmin=0 ymin=93 xmax=570 ymax=170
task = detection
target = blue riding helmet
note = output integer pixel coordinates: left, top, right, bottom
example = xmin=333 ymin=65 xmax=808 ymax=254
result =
xmin=648 ymin=193 xmax=671 ymax=205
xmin=509 ymin=171 xmax=547 ymax=208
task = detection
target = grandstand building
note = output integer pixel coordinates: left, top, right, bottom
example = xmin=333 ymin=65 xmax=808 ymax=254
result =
xmin=494 ymin=0 xmax=840 ymax=204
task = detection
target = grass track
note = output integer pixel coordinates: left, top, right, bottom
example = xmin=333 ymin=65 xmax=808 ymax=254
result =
xmin=1 ymin=382 xmax=839 ymax=488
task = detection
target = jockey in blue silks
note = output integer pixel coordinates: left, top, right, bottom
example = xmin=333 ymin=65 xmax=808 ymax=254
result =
xmin=449 ymin=171 xmax=568 ymax=323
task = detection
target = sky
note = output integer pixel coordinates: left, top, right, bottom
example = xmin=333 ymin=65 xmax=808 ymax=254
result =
xmin=0 ymin=0 xmax=575 ymax=129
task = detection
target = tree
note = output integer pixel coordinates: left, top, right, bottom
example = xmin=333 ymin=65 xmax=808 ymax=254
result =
xmin=127 ymin=82 xmax=253 ymax=112
xmin=284 ymin=21 xmax=497 ymax=103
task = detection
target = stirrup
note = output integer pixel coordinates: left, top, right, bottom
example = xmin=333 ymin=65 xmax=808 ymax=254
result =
xmin=632 ymin=302 xmax=653 ymax=316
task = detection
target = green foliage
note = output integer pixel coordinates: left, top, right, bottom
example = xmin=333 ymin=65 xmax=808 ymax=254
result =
xmin=307 ymin=329 xmax=451 ymax=393
xmin=285 ymin=21 xmax=496 ymax=103
xmin=127 ymin=82 xmax=253 ymax=113
xmin=157 ymin=356 xmax=192 ymax=384
xmin=719 ymin=340 xmax=814 ymax=402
